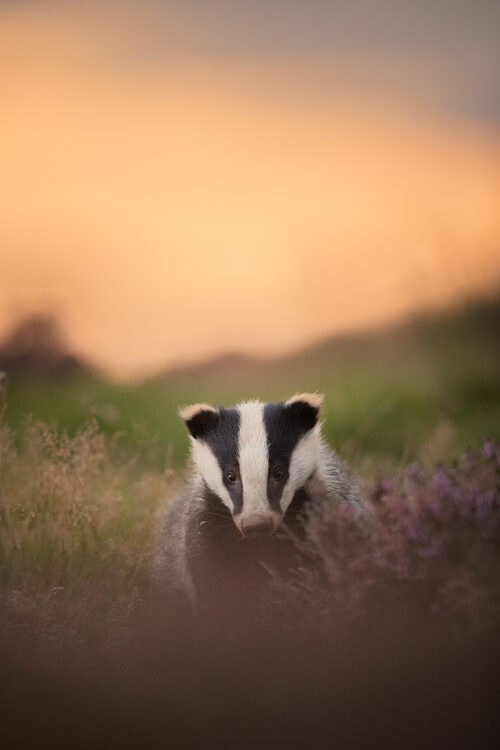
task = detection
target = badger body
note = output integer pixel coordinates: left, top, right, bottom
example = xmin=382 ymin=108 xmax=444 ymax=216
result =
xmin=157 ymin=394 xmax=360 ymax=618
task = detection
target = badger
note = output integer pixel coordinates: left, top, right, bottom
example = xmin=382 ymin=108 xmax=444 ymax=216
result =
xmin=156 ymin=393 xmax=360 ymax=621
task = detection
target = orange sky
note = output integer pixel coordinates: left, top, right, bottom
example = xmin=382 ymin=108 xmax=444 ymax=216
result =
xmin=1 ymin=1 xmax=499 ymax=377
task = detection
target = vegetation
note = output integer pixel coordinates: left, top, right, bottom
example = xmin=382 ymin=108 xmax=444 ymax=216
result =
xmin=1 ymin=410 xmax=498 ymax=748
xmin=271 ymin=440 xmax=500 ymax=637
xmin=1 ymin=408 xmax=498 ymax=650
xmin=0 ymin=294 xmax=499 ymax=747
xmin=0 ymin=416 xmax=170 ymax=650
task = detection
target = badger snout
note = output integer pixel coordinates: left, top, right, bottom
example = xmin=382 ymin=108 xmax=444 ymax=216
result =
xmin=239 ymin=514 xmax=274 ymax=537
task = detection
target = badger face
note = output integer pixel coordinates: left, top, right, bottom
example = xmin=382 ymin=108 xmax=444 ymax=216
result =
xmin=179 ymin=393 xmax=323 ymax=536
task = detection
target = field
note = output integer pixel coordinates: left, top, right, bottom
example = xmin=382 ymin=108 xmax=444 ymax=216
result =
xmin=1 ymin=294 xmax=500 ymax=748
xmin=3 ymin=293 xmax=500 ymax=471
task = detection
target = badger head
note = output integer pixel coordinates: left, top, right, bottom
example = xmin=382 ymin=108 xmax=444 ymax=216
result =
xmin=179 ymin=393 xmax=323 ymax=536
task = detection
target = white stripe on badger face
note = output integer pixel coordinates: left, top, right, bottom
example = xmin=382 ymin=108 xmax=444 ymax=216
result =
xmin=237 ymin=401 xmax=270 ymax=517
xmin=279 ymin=426 xmax=321 ymax=514
xmin=191 ymin=439 xmax=233 ymax=511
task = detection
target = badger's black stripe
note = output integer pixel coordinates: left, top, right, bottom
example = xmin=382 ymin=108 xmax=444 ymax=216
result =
xmin=264 ymin=400 xmax=319 ymax=511
xmin=199 ymin=407 xmax=243 ymax=514
xmin=184 ymin=408 xmax=219 ymax=440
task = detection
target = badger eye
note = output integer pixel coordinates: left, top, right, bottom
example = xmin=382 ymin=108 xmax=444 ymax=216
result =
xmin=271 ymin=466 xmax=285 ymax=481
xmin=225 ymin=470 xmax=238 ymax=484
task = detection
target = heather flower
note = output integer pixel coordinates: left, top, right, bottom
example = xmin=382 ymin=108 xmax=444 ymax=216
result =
xmin=273 ymin=440 xmax=500 ymax=636
xmin=482 ymin=439 xmax=499 ymax=461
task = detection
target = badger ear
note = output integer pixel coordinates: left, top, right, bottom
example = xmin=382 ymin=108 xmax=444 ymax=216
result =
xmin=178 ymin=403 xmax=219 ymax=440
xmin=284 ymin=392 xmax=323 ymax=431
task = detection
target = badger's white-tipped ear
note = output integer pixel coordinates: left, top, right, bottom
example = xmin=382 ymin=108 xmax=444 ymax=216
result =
xmin=178 ymin=403 xmax=218 ymax=440
xmin=284 ymin=392 xmax=324 ymax=431
xmin=285 ymin=393 xmax=324 ymax=410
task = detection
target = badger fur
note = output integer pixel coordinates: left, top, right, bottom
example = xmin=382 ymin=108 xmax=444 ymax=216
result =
xmin=156 ymin=393 xmax=360 ymax=619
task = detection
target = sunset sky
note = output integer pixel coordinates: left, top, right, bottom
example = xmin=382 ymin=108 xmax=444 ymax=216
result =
xmin=1 ymin=0 xmax=499 ymax=377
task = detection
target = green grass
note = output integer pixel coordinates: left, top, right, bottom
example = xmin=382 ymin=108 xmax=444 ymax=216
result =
xmin=3 ymin=363 xmax=499 ymax=476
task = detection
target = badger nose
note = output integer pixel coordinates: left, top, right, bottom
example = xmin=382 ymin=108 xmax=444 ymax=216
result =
xmin=240 ymin=514 xmax=273 ymax=536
